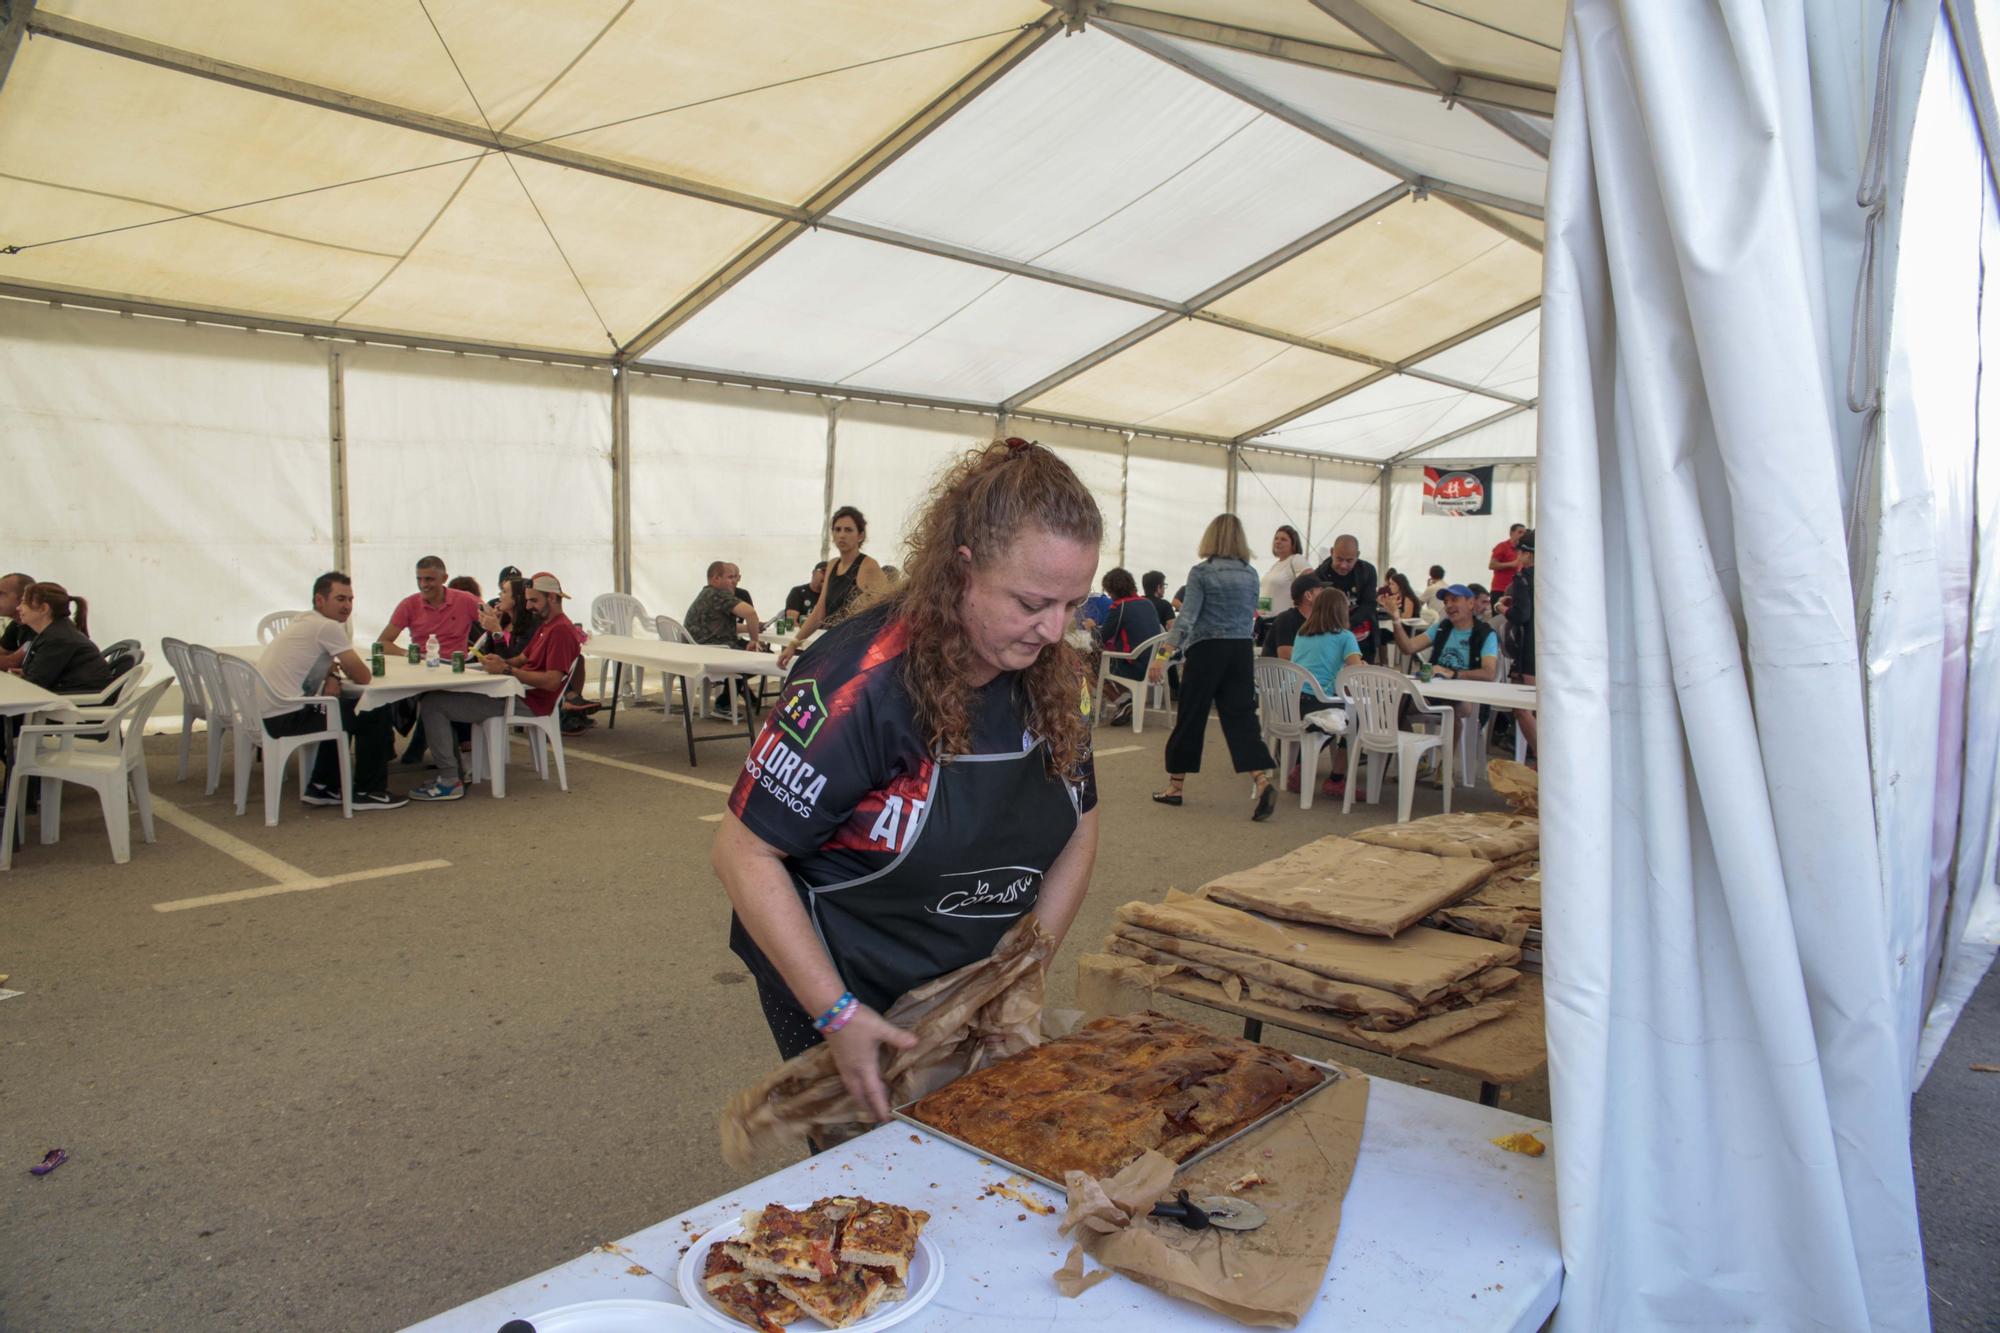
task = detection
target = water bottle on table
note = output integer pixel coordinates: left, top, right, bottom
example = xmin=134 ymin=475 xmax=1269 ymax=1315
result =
xmin=424 ymin=633 xmax=441 ymax=668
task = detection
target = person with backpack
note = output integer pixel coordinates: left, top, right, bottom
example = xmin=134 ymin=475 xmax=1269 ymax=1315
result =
xmin=1381 ymin=583 xmax=1498 ymax=744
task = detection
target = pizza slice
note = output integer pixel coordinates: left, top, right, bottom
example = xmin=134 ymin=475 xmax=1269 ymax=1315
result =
xmin=709 ymin=1277 xmax=804 ymax=1333
xmin=735 ymin=1202 xmax=841 ymax=1281
xmin=776 ymin=1265 xmax=893 ymax=1328
xmin=836 ymin=1200 xmax=930 ymax=1285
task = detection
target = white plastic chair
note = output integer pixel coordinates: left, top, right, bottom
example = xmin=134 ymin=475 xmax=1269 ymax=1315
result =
xmin=591 ymin=593 xmax=650 ymax=704
xmin=659 ymin=613 xmax=759 ymax=721
xmin=256 ymin=610 xmax=307 ymax=644
xmin=3 ymin=678 xmax=171 ymax=869
xmin=466 ymin=660 xmax=576 ymax=798
xmin=216 ymin=654 xmax=351 ymax=826
xmin=187 ymin=645 xmax=238 ymax=796
xmin=1337 ymin=665 xmax=1454 ymax=824
xmin=160 ymin=637 xmax=208 ymax=781
xmin=1093 ymin=630 xmax=1172 ymax=734
xmin=1254 ymin=657 xmax=1347 ymax=810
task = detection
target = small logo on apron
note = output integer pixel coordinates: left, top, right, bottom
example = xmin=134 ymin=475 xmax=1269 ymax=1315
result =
xmin=927 ymin=865 xmax=1042 ymax=919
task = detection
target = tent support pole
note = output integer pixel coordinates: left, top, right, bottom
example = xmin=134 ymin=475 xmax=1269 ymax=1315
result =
xmin=328 ymin=347 xmax=350 ymax=573
xmin=1226 ymin=443 xmax=1240 ymax=513
xmin=1307 ymin=459 xmax=1318 ymax=557
xmin=1377 ymin=467 xmax=1392 ymax=569
xmin=1119 ymin=432 xmax=1132 ymax=568
xmin=0 ymin=0 xmax=38 ymax=93
xmin=612 ymin=366 xmax=631 ymax=595
xmin=821 ymin=401 xmax=842 ymax=563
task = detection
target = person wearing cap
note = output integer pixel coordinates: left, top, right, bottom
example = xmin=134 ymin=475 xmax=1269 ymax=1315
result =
xmin=1259 ymin=571 xmax=1322 ymax=661
xmin=1382 ymin=583 xmax=1499 ymax=748
xmin=407 ymin=572 xmax=587 ymax=802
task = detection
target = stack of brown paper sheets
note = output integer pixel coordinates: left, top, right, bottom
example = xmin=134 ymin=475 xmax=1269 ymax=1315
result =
xmin=1424 ymin=859 xmax=1542 ymax=945
xmin=1350 ymin=812 xmax=1539 ymax=866
xmin=1198 ymin=834 xmax=1492 ymax=937
xmin=1106 ymin=891 xmax=1522 ymax=1042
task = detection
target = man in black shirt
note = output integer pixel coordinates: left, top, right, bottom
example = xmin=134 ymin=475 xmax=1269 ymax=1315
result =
xmin=0 ymin=572 xmax=35 ymax=672
xmin=1312 ymin=535 xmax=1381 ymax=663
xmin=1260 ymin=572 xmax=1322 ymax=659
xmin=785 ymin=562 xmax=826 ymax=620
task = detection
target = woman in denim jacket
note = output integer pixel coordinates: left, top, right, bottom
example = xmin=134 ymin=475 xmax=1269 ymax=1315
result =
xmin=1147 ymin=514 xmax=1278 ymax=819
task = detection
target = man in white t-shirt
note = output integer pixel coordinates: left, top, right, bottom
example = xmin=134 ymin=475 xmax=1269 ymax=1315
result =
xmin=256 ymin=572 xmax=405 ymax=811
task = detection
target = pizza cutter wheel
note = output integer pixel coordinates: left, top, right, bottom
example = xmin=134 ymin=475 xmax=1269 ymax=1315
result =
xmin=1149 ymin=1188 xmax=1267 ymax=1231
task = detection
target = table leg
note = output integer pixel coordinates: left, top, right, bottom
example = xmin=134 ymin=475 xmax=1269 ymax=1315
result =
xmin=1241 ymin=1017 xmax=1264 ymax=1042
xmin=1479 ymin=1082 xmax=1500 ymax=1108
xmin=607 ymin=662 xmax=623 ymax=731
xmin=679 ymin=672 xmax=697 ymax=767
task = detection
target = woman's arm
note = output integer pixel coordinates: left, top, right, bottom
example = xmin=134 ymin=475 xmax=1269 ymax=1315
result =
xmin=1166 ymin=568 xmax=1205 ymax=649
xmin=1030 ymin=808 xmax=1099 ymax=952
xmin=710 ymin=813 xmax=916 ymax=1119
xmin=778 ymin=583 xmax=834 ymax=666
xmin=855 ymin=555 xmax=887 ymax=594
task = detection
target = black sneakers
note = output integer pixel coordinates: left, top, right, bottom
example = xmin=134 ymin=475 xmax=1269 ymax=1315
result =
xmin=303 ymin=785 xmax=407 ymax=811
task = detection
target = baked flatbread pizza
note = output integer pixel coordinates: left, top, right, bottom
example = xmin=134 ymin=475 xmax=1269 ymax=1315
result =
xmin=776 ymin=1265 xmax=893 ymax=1327
xmin=708 ymin=1276 xmax=804 ymax=1333
xmin=731 ymin=1202 xmax=841 ymax=1282
xmin=836 ymin=1201 xmax=930 ymax=1285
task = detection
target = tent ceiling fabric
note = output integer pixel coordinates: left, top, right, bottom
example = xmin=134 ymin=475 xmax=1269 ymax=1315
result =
xmin=0 ymin=0 xmax=1549 ymax=461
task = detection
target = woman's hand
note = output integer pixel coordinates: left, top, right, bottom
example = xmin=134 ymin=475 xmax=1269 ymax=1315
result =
xmin=1146 ymin=660 xmax=1165 ymax=684
xmin=826 ymin=1007 xmax=919 ymax=1122
xmin=776 ymin=643 xmax=798 ymax=670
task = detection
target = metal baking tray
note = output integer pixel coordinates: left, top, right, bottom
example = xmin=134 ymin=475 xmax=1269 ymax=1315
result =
xmin=893 ymin=1055 xmax=1344 ymax=1193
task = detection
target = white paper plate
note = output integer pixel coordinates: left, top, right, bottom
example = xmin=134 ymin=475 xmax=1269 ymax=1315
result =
xmin=674 ymin=1208 xmax=943 ymax=1333
xmin=517 ymin=1299 xmax=711 ymax=1331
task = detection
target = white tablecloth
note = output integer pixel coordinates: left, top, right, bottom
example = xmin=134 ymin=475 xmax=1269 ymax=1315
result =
xmin=586 ymin=634 xmax=786 ymax=679
xmin=219 ymin=648 xmax=524 ymax=713
xmin=0 ymin=673 xmax=75 ymax=719
xmin=401 ymin=1077 xmax=1561 ymax=1333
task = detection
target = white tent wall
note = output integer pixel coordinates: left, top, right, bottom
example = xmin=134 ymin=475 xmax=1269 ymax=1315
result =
xmin=1122 ymin=434 xmax=1231 ymax=585
xmin=627 ymin=376 xmax=830 ymax=625
xmin=341 ymin=348 xmax=615 ymax=627
xmin=1871 ymin=10 xmax=2000 ymax=1081
xmin=826 ymin=399 xmax=1000 ymax=569
xmin=1385 ymin=463 xmax=1532 ymax=592
xmin=1231 ymin=449 xmax=1317 ymax=568
xmin=0 ymin=302 xmax=333 ymax=659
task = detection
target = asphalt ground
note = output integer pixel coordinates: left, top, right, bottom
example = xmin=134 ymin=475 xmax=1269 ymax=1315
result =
xmin=1912 ymin=959 xmax=2000 ymax=1331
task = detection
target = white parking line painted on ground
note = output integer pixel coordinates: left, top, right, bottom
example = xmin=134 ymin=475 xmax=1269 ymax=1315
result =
xmin=147 ymin=796 xmax=450 ymax=912
xmin=1093 ymin=745 xmax=1144 ymax=757
xmin=560 ymin=748 xmax=735 ymax=793
xmin=698 ymin=812 xmax=725 ymax=822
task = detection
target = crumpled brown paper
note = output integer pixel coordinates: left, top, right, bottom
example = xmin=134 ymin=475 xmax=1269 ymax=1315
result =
xmin=720 ymin=917 xmax=1053 ymax=1168
xmin=1052 ymin=1065 xmax=1371 ymax=1327
xmin=1487 ymin=758 xmax=1539 ymax=815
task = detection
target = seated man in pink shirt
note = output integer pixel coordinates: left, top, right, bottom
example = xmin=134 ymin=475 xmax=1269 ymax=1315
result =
xmin=372 ymin=555 xmax=482 ymax=656
xmin=372 ymin=555 xmax=484 ymax=765
xmin=407 ymin=573 xmax=587 ymax=802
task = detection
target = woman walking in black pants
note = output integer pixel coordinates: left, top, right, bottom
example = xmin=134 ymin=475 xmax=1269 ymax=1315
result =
xmin=1148 ymin=514 xmax=1278 ymax=820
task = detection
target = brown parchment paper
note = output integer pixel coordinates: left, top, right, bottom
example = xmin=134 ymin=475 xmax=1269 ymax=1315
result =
xmin=720 ymin=917 xmax=1052 ymax=1168
xmin=1351 ymin=812 xmax=1539 ymax=862
xmin=1055 ymin=1064 xmax=1371 ymax=1326
xmin=1198 ymin=835 xmax=1491 ymax=937
xmin=1118 ymin=891 xmax=1519 ymax=1004
xmin=1107 ymin=922 xmax=1419 ymax=1022
xmin=1486 ymin=758 xmax=1539 ymax=815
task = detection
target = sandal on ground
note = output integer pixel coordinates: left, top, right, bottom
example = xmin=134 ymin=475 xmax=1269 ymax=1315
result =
xmin=1151 ymin=778 xmax=1185 ymax=806
xmin=1251 ymin=773 xmax=1277 ymax=822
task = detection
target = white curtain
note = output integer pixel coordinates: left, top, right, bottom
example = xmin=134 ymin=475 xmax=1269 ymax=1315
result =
xmin=826 ymin=400 xmax=998 ymax=568
xmin=1540 ymin=2 xmax=1929 ymax=1329
xmin=343 ymin=348 xmax=614 ymax=625
xmin=1123 ymin=435 xmax=1229 ymax=584
xmin=0 ymin=303 xmax=332 ymax=658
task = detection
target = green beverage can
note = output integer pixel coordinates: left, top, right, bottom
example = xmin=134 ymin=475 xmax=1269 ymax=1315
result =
xmin=1257 ymin=596 xmax=1272 ymax=613
xmin=451 ymin=651 xmax=465 ymax=674
xmin=407 ymin=643 xmax=420 ymax=664
xmin=371 ymin=650 xmax=385 ymax=675
xmin=1417 ymin=660 xmax=1434 ymax=683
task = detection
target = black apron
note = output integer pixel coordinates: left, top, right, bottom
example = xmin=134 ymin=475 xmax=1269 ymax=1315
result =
xmin=803 ymin=740 xmax=1080 ymax=1015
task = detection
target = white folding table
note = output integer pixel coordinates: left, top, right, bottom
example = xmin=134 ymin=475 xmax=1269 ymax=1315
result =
xmin=587 ymin=635 xmax=787 ymax=766
xmin=400 ymin=1076 xmax=1561 ymax=1332
xmin=1409 ymin=678 xmax=1536 ymax=784
xmin=0 ymin=673 xmax=74 ymax=720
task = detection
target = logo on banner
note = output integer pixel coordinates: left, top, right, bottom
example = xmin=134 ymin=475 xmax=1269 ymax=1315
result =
xmin=774 ymin=678 xmax=827 ymax=748
xmin=1422 ymin=465 xmax=1494 ymax=517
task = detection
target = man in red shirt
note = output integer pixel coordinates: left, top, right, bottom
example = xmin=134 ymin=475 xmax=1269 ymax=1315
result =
xmin=407 ymin=572 xmax=587 ymax=801
xmin=1488 ymin=523 xmax=1527 ymax=596
xmin=372 ymin=555 xmax=482 ymax=655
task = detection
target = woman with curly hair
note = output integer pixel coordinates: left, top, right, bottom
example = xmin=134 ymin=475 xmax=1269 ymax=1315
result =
xmin=712 ymin=438 xmax=1103 ymax=1121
